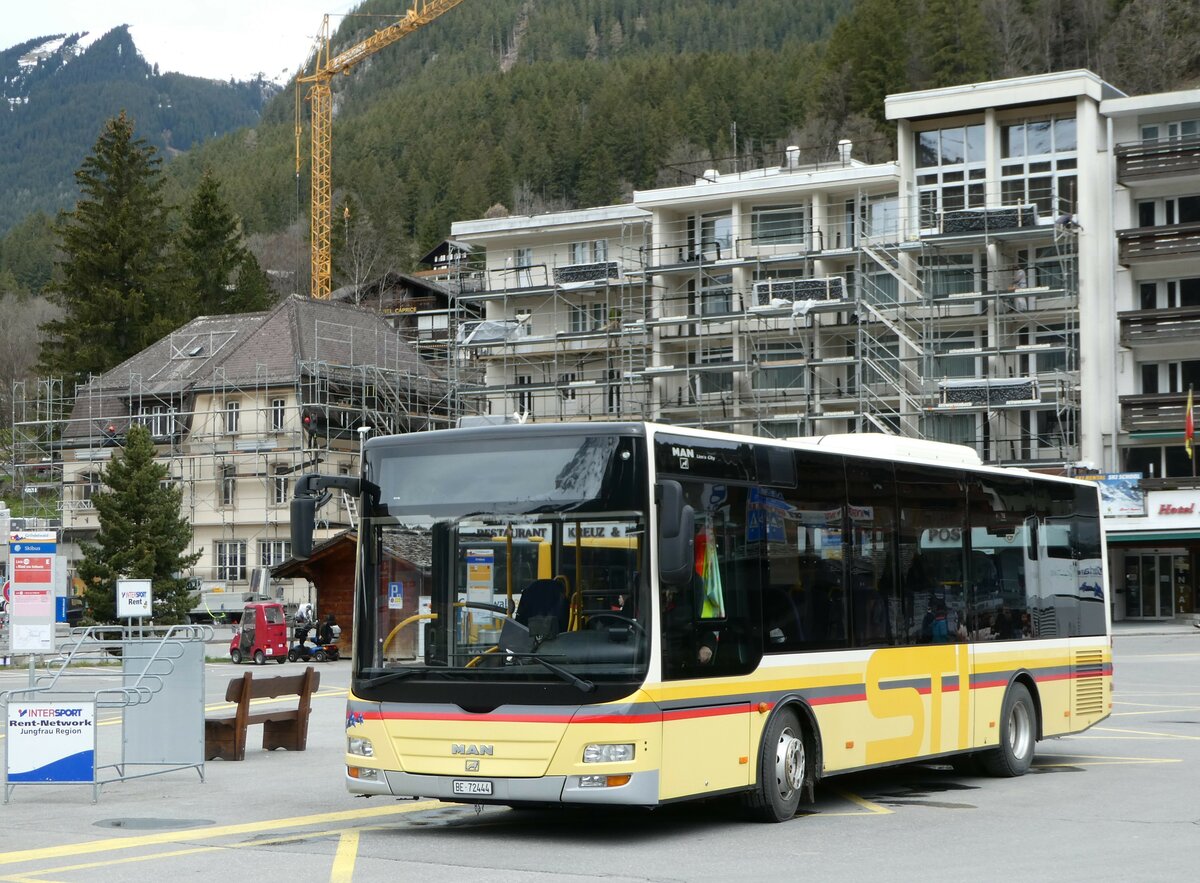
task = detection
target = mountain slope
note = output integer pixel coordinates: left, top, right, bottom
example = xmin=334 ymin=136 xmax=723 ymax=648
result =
xmin=0 ymin=26 xmax=277 ymax=234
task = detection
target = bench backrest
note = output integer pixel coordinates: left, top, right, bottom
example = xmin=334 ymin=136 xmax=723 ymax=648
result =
xmin=225 ymin=667 xmax=320 ymax=703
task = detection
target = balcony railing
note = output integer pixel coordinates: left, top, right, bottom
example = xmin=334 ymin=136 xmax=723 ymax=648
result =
xmin=1119 ymin=392 xmax=1191 ymax=432
xmin=1117 ymin=222 xmax=1200 ymax=264
xmin=1115 ymin=134 xmax=1200 ymax=183
xmin=1119 ymin=306 xmax=1200 ymax=346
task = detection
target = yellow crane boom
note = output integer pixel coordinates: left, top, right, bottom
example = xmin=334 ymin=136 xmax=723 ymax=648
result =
xmin=297 ymin=0 xmax=466 ymax=300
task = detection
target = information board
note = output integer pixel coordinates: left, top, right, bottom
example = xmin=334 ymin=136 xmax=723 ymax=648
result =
xmin=5 ymin=702 xmax=96 ymax=783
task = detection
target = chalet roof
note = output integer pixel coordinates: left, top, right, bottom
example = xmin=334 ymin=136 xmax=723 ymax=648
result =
xmin=418 ymin=239 xmax=473 ymax=266
xmin=329 ymin=271 xmax=452 ymax=305
xmin=63 ymin=295 xmax=438 ymax=439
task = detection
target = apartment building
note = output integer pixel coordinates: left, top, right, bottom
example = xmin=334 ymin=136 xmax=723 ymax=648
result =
xmin=448 ymin=70 xmax=1200 ymax=620
xmin=1099 ymin=87 xmax=1200 ymax=621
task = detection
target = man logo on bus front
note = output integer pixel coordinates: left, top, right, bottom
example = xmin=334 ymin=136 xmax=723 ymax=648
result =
xmin=465 ymin=760 xmax=480 ymax=771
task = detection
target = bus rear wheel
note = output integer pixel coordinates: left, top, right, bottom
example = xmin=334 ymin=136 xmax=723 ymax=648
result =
xmin=981 ymin=682 xmax=1036 ymax=777
xmin=744 ymin=708 xmax=806 ymax=822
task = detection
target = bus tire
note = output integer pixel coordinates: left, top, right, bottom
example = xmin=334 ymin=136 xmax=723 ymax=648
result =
xmin=981 ymin=682 xmax=1036 ymax=777
xmin=743 ymin=708 xmax=805 ymax=822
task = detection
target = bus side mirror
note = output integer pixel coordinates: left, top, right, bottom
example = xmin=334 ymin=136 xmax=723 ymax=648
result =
xmin=291 ymin=496 xmax=318 ymax=560
xmin=657 ymin=480 xmax=695 ymax=587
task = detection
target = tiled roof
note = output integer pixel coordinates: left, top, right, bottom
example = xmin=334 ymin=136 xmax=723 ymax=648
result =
xmin=62 ymin=296 xmax=439 ymax=438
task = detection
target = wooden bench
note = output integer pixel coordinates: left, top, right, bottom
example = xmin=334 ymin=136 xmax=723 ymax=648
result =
xmin=204 ymin=666 xmax=320 ymax=761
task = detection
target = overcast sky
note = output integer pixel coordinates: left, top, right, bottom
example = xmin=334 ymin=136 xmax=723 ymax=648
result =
xmin=5 ymin=1 xmax=363 ymax=83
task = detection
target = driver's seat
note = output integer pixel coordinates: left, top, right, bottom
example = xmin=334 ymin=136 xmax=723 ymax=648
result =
xmin=515 ymin=579 xmax=568 ymax=640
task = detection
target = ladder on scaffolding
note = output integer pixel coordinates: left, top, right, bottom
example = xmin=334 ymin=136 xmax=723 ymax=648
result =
xmin=342 ymin=490 xmax=359 ymax=529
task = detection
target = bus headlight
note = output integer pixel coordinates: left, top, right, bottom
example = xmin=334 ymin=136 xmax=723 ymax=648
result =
xmin=348 ymin=736 xmax=374 ymax=757
xmin=583 ymin=743 xmax=635 ymax=763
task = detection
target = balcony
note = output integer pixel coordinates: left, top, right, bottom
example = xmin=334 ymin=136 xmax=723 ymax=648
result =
xmin=935 ymin=377 xmax=1040 ymax=409
xmin=1116 ymin=135 xmax=1200 ymax=184
xmin=1119 ymin=392 xmax=1190 ymax=432
xmin=936 ymin=205 xmax=1038 ymax=236
xmin=1119 ymin=306 xmax=1200 ymax=347
xmin=1117 ymin=222 xmax=1200 ymax=265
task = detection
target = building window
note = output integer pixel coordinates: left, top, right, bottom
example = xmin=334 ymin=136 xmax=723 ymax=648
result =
xmin=259 ymin=539 xmax=292 ymax=567
xmin=270 ymin=398 xmax=287 ymax=432
xmin=925 ymin=253 xmax=979 ymax=298
xmin=751 ymin=205 xmax=808 ymax=247
xmin=510 ymin=307 xmax=532 ymax=337
xmin=1141 ymin=119 xmax=1199 ymax=143
xmin=695 ymin=347 xmax=734 ymax=395
xmin=922 ymin=413 xmax=976 ymax=447
xmin=592 ymin=239 xmax=608 ymax=262
xmin=511 ymin=248 xmax=533 ymax=287
xmin=515 ymin=375 xmax=533 ymax=416
xmin=699 ymin=274 xmax=733 ymax=316
xmin=272 ymin=465 xmax=290 ymax=506
xmin=1135 ymin=195 xmax=1200 ymax=228
xmin=137 ymin=403 xmax=176 ymax=438
xmin=215 ymin=540 xmax=247 ymax=582
xmin=753 ymin=340 xmax=807 ymax=391
xmin=224 ymin=400 xmax=240 ymax=435
xmin=220 ymin=464 xmax=237 ymax=507
xmin=699 ymin=212 xmax=732 ymax=260
xmin=80 ymin=472 xmax=100 ymax=507
xmin=1000 ymin=116 xmax=1077 ymax=217
xmin=933 ymin=329 xmax=979 ymax=378
xmin=569 ymin=303 xmax=604 ymax=332
xmin=915 ymin=124 xmax=986 ymax=228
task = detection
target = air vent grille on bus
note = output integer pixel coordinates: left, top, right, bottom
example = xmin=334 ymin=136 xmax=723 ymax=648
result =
xmin=1073 ymin=650 xmax=1105 ymax=717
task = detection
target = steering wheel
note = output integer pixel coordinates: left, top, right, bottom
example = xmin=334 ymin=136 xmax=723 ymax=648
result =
xmin=587 ymin=612 xmax=647 ymax=636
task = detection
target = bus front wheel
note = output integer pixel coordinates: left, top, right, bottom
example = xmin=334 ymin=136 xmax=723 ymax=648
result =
xmin=981 ymin=682 xmax=1036 ymax=777
xmin=744 ymin=708 xmax=806 ymax=822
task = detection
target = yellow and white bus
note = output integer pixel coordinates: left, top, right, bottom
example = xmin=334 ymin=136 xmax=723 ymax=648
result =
xmin=291 ymin=422 xmax=1111 ymax=822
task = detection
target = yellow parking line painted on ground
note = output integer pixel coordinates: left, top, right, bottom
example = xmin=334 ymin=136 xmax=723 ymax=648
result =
xmin=1034 ymin=754 xmax=1181 ymax=767
xmin=824 ymin=789 xmax=893 ymax=816
xmin=0 ymin=801 xmax=442 ymax=867
xmin=0 ymin=825 xmax=390 ymax=882
xmin=1090 ymin=726 xmax=1200 ymax=741
xmin=330 ymin=830 xmax=360 ymax=883
xmin=1110 ymin=706 xmax=1200 ymax=718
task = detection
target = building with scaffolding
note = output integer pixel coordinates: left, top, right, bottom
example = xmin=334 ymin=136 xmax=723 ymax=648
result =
xmin=447 ymin=70 xmax=1200 ymax=620
xmin=10 ymin=295 xmax=466 ymax=615
xmin=450 ymin=71 xmax=1105 ymax=467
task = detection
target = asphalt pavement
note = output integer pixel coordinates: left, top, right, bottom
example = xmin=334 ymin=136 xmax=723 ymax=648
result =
xmin=0 ymin=619 xmax=1195 ymax=883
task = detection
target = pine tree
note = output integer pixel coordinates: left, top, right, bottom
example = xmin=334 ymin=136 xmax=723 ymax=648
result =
xmin=37 ymin=112 xmax=176 ymax=387
xmin=176 ymin=167 xmax=273 ymax=316
xmin=77 ymin=424 xmax=201 ymax=624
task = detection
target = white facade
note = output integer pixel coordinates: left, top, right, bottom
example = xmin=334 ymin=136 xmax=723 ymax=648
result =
xmin=449 ymin=70 xmax=1200 ymax=619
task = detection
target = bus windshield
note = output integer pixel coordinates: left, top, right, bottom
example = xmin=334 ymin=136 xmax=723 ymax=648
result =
xmin=356 ymin=430 xmax=649 ymax=699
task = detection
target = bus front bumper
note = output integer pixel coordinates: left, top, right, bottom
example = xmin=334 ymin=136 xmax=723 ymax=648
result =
xmin=346 ymin=768 xmax=660 ymax=806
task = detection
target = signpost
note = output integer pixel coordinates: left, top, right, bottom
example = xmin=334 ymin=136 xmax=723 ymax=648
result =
xmin=8 ymin=530 xmax=57 ymax=654
xmin=5 ymin=702 xmax=96 ymax=783
xmin=116 ymin=579 xmax=153 ymax=620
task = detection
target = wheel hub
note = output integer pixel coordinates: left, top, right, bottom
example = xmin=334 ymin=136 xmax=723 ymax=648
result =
xmin=775 ymin=728 xmax=805 ymax=795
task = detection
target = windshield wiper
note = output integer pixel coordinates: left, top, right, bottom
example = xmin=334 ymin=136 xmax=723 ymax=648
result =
xmin=358 ymin=667 xmax=436 ymax=688
xmin=503 ymin=651 xmax=595 ymax=693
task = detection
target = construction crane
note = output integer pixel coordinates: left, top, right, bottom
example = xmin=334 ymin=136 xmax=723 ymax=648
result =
xmin=296 ymin=1 xmax=466 ymax=300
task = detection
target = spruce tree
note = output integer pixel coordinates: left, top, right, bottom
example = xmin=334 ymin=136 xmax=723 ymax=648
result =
xmin=77 ymin=424 xmax=200 ymax=624
xmin=177 ymin=167 xmax=271 ymax=316
xmin=38 ymin=112 xmax=176 ymax=387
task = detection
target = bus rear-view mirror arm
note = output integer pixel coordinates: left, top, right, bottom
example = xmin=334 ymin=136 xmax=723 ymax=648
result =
xmin=657 ymin=479 xmax=695 ymax=586
xmin=290 ymin=473 xmax=369 ymax=560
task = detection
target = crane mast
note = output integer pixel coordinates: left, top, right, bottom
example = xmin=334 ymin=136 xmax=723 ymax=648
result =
xmin=297 ymin=0 xmax=465 ymax=300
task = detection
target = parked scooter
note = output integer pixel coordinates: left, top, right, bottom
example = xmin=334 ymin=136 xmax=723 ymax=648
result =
xmin=287 ymin=614 xmax=341 ymax=662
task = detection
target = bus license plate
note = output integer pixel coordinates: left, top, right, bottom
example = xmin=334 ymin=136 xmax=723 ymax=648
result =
xmin=452 ymin=779 xmax=493 ymax=796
